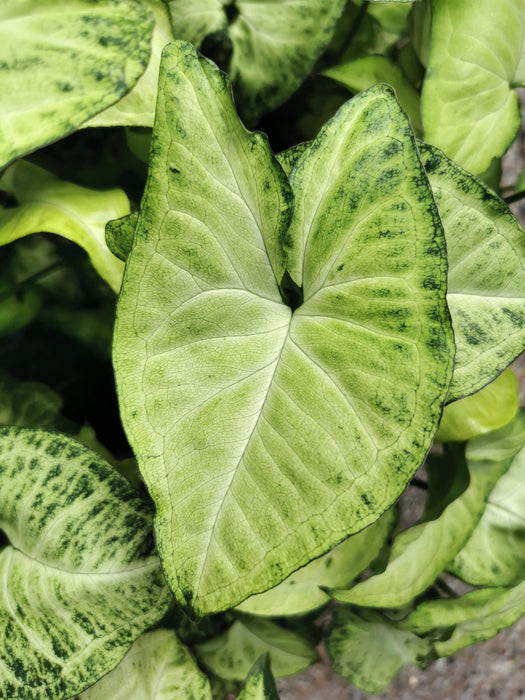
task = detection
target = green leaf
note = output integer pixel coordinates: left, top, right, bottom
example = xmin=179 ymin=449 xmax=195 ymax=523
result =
xmin=419 ymin=143 xmax=525 ymax=400
xmin=78 ymin=629 xmax=212 ymax=699
xmin=114 ymin=42 xmax=453 ymax=616
xmin=237 ymin=654 xmax=280 ymax=700
xmin=195 ymin=618 xmax=317 ymax=681
xmin=421 ymin=0 xmax=525 ymax=174
xmin=331 ymin=446 xmax=512 ymax=608
xmin=75 ymin=425 xmax=141 ymax=490
xmin=167 ymin=0 xmax=346 ymax=122
xmin=236 ymin=508 xmax=396 ymax=617
xmin=449 ymin=411 xmax=525 ymax=586
xmin=435 ymin=369 xmax=519 ymax=443
xmin=323 ymin=55 xmax=423 ymax=135
xmin=0 ymin=371 xmax=62 ymax=429
xmin=0 ymin=427 xmax=171 ymax=699
xmin=327 ymin=608 xmax=431 ymax=693
xmin=0 ymin=0 xmax=154 ymax=170
xmin=84 ymin=0 xmax=173 ymax=128
xmin=106 ymin=211 xmax=139 ymax=263
xmin=0 ymin=161 xmax=127 ymax=292
xmin=401 ymin=580 xmax=525 ymax=656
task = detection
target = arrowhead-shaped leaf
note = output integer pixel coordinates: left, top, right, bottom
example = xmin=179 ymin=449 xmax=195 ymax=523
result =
xmin=421 ymin=0 xmax=525 ymax=174
xmin=419 ymin=143 xmax=525 ymax=400
xmin=167 ymin=0 xmax=346 ymax=122
xmin=114 ymin=41 xmax=453 ymax=615
xmin=0 ymin=0 xmax=154 ymax=170
xmin=79 ymin=630 xmax=212 ymax=699
xmin=0 ymin=161 xmax=127 ymax=292
xmin=0 ymin=427 xmax=171 ymax=699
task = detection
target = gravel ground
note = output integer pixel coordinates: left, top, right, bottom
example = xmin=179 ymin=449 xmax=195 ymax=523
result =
xmin=276 ymin=92 xmax=525 ymax=700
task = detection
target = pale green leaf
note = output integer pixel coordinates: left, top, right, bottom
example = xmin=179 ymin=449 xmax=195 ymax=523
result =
xmin=449 ymin=412 xmax=525 ymax=586
xmin=0 ymin=0 xmax=154 ymax=169
xmin=323 ymin=55 xmax=422 ymax=135
xmin=236 ymin=508 xmax=396 ymax=617
xmin=327 ymin=608 xmax=431 ymax=693
xmin=168 ymin=0 xmax=346 ymax=122
xmin=114 ymin=43 xmax=453 ymax=615
xmin=79 ymin=630 xmax=212 ymax=699
xmin=421 ymin=0 xmax=525 ymax=174
xmin=331 ymin=448 xmax=511 ymax=608
xmin=0 ymin=427 xmax=171 ymax=699
xmin=401 ymin=580 xmax=525 ymax=656
xmin=237 ymin=654 xmax=279 ymax=700
xmin=0 ymin=161 xmax=127 ymax=292
xmin=195 ymin=618 xmax=317 ymax=681
xmin=84 ymin=0 xmax=173 ymax=128
xmin=435 ymin=369 xmax=519 ymax=443
xmin=419 ymin=143 xmax=525 ymax=400
xmin=0 ymin=371 xmax=62 ymax=429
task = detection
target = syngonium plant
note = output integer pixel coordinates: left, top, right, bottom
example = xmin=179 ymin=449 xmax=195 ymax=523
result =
xmin=1 ymin=1 xmax=525 ymax=697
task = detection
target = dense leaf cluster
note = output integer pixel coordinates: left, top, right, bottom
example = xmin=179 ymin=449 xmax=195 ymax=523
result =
xmin=1 ymin=1 xmax=525 ymax=697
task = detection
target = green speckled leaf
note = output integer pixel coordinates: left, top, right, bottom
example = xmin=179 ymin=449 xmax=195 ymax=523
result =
xmin=237 ymin=654 xmax=279 ymax=700
xmin=0 ymin=371 xmax=62 ymax=429
xmin=449 ymin=411 xmax=525 ymax=587
xmin=167 ymin=0 xmax=346 ymax=122
xmin=327 ymin=608 xmax=431 ymax=693
xmin=85 ymin=0 xmax=173 ymax=128
xmin=0 ymin=0 xmax=154 ymax=169
xmin=114 ymin=42 xmax=453 ymax=616
xmin=79 ymin=630 xmax=212 ymax=699
xmin=419 ymin=143 xmax=525 ymax=400
xmin=106 ymin=211 xmax=138 ymax=262
xmin=236 ymin=508 xmax=396 ymax=617
xmin=401 ymin=580 xmax=525 ymax=656
xmin=195 ymin=618 xmax=317 ymax=681
xmin=323 ymin=56 xmax=422 ymax=135
xmin=421 ymin=0 xmax=525 ymax=174
xmin=0 ymin=161 xmax=127 ymax=292
xmin=435 ymin=369 xmax=519 ymax=443
xmin=0 ymin=427 xmax=171 ymax=699
xmin=331 ymin=446 xmax=511 ymax=608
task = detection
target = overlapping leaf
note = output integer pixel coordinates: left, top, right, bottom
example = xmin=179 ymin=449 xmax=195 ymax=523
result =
xmin=401 ymin=579 xmax=525 ymax=656
xmin=421 ymin=0 xmax=525 ymax=174
xmin=167 ymin=0 xmax=346 ymax=122
xmin=0 ymin=161 xmax=127 ymax=292
xmin=0 ymin=0 xmax=154 ymax=169
xmin=195 ymin=618 xmax=317 ymax=680
xmin=237 ymin=655 xmax=280 ymax=700
xmin=84 ymin=0 xmax=173 ymax=128
xmin=236 ymin=508 xmax=395 ymax=617
xmin=0 ymin=427 xmax=171 ymax=699
xmin=449 ymin=411 xmax=525 ymax=586
xmin=79 ymin=630 xmax=212 ymax=699
xmin=419 ymin=143 xmax=525 ymax=400
xmin=114 ymin=41 xmax=453 ymax=616
xmin=327 ymin=608 xmax=431 ymax=693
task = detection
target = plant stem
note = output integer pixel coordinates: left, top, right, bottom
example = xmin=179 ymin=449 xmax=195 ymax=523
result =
xmin=503 ymin=189 xmax=525 ymax=204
